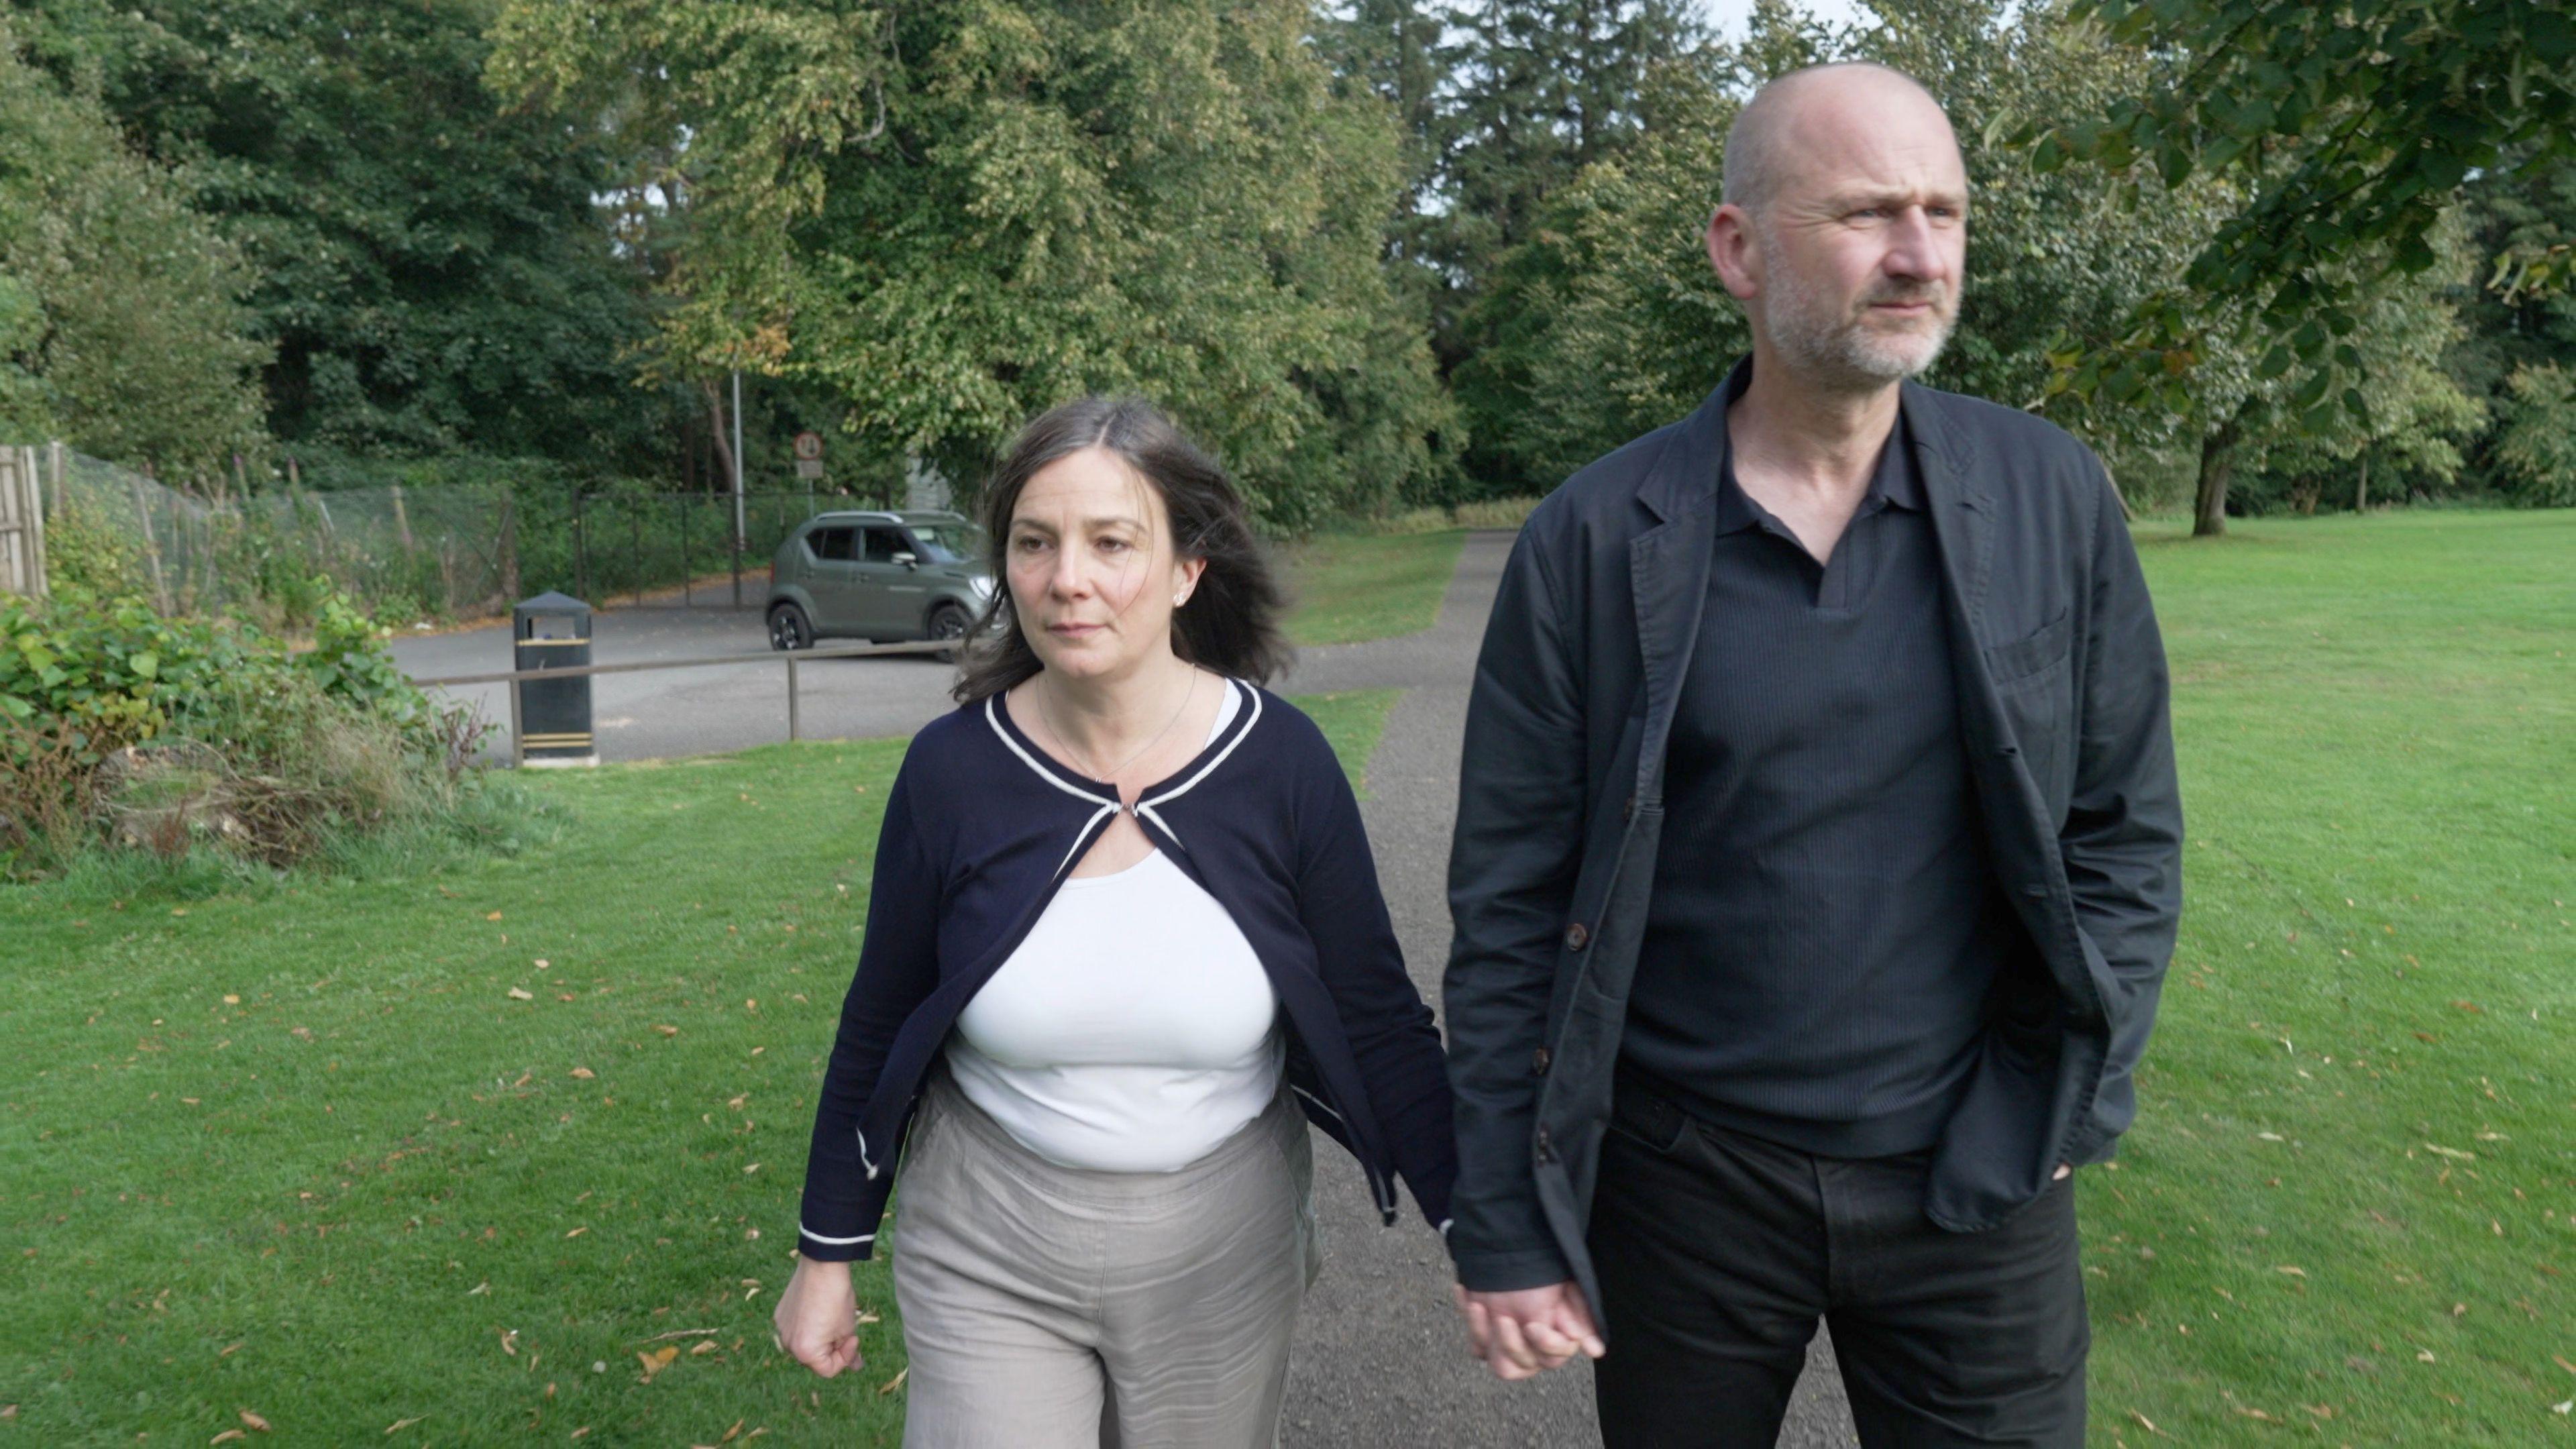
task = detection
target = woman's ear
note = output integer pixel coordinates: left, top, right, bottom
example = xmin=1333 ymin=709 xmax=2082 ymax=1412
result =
xmin=1173 ymin=553 xmax=1209 ymax=608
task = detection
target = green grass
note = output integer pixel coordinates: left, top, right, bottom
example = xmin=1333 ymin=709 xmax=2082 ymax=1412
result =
xmin=1281 ymin=530 xmax=1468 ymax=646
xmin=2086 ymin=509 xmax=2574 ymax=1446
xmin=0 ymin=690 xmax=1400 ymax=1446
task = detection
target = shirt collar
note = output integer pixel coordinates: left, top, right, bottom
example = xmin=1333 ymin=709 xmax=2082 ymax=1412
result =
xmin=1713 ymin=408 xmax=1923 ymax=537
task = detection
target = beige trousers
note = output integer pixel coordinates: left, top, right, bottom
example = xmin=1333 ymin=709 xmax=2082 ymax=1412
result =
xmin=891 ymin=1069 xmax=1320 ymax=1449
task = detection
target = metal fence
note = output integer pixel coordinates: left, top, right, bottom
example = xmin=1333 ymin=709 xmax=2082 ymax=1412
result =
xmin=9 ymin=439 xmax=893 ymax=621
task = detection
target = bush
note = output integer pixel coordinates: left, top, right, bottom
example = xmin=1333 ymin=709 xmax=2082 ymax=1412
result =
xmin=1 ymin=586 xmax=515 ymax=879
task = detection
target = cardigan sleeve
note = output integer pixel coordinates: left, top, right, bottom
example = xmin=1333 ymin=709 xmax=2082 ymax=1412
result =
xmin=796 ymin=755 xmax=943 ymax=1261
xmin=1290 ymin=714 xmax=1458 ymax=1231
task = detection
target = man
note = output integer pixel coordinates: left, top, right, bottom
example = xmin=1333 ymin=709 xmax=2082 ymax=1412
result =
xmin=1441 ymin=62 xmax=2183 ymax=1446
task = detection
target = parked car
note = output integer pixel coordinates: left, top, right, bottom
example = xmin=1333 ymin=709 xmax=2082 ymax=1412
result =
xmin=765 ymin=510 xmax=993 ymax=651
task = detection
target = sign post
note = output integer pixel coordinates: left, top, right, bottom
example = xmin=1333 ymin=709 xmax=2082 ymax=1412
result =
xmin=793 ymin=430 xmax=824 ymax=482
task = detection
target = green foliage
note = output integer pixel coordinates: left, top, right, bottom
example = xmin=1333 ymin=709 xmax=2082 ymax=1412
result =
xmin=12 ymin=0 xmax=676 ymax=470
xmin=490 ymin=0 xmax=1457 ymax=529
xmin=0 ymin=586 xmax=472 ymax=876
xmin=0 ymin=20 xmax=267 ymax=472
xmin=2493 ymin=362 xmax=2576 ymax=506
xmin=2041 ymin=0 xmax=2576 ymax=403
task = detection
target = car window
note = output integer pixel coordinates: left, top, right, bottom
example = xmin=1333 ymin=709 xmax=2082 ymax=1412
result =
xmin=805 ymin=526 xmax=856 ymax=562
xmin=907 ymin=523 xmax=987 ymax=565
xmin=861 ymin=527 xmax=910 ymax=563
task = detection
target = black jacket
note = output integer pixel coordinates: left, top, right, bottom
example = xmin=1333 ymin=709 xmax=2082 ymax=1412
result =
xmin=796 ymin=684 xmax=1456 ymax=1263
xmin=1442 ymin=362 xmax=2184 ymax=1308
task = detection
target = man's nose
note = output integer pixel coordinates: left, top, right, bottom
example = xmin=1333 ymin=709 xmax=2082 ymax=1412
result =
xmin=1884 ymin=207 xmax=1949 ymax=282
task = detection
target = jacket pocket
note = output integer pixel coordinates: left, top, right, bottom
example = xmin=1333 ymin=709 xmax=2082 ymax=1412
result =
xmin=1982 ymin=608 xmax=2074 ymax=687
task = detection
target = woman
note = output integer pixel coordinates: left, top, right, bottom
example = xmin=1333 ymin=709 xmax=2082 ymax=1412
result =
xmin=773 ymin=397 xmax=1456 ymax=1446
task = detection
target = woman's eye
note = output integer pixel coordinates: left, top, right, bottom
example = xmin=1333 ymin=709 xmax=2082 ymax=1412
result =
xmin=1096 ymin=538 xmax=1131 ymax=554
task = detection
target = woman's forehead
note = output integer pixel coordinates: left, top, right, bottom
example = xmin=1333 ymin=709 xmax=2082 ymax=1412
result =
xmin=1016 ymin=446 xmax=1161 ymax=528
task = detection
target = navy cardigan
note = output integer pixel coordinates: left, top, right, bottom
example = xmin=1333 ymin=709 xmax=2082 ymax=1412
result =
xmin=796 ymin=682 xmax=1458 ymax=1262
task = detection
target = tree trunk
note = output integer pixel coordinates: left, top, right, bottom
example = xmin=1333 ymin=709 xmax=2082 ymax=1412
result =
xmin=702 ymin=379 xmax=737 ymax=497
xmin=2354 ymin=451 xmax=2369 ymax=512
xmin=2194 ymin=415 xmax=2241 ymax=537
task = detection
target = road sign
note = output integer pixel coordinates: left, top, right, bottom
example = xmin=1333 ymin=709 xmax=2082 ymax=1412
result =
xmin=796 ymin=458 xmax=824 ymax=479
xmin=792 ymin=431 xmax=824 ymax=462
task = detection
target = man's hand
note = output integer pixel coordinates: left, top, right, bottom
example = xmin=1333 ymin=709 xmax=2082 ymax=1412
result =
xmin=772 ymin=1256 xmax=863 ymax=1379
xmin=1454 ymin=1281 xmax=1607 ymax=1381
xmin=2053 ymin=1163 xmax=2072 ymax=1181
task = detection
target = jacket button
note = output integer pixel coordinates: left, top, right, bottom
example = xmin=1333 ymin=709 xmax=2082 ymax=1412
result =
xmin=1564 ymin=922 xmax=1590 ymax=951
xmin=1534 ymin=1126 xmax=1555 ymax=1163
xmin=1532 ymin=1046 xmax=1552 ymax=1074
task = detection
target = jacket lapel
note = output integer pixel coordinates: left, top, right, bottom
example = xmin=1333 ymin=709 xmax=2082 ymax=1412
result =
xmin=1628 ymin=370 xmax=1737 ymax=806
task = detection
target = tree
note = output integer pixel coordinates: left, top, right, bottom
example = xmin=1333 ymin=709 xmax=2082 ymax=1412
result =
xmin=2035 ymin=0 xmax=2576 ymax=425
xmin=492 ymin=0 xmax=1456 ymax=529
xmin=1450 ymin=0 xmax=2249 ymax=496
xmin=0 ymin=23 xmax=266 ymax=474
xmin=15 ymin=0 xmax=676 ymax=470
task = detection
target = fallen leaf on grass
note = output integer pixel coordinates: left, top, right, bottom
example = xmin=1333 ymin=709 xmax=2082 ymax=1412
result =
xmin=2231 ymin=1406 xmax=2277 ymax=1422
xmin=2554 ymin=1399 xmax=2573 ymax=1416
xmin=2424 ymin=1143 xmax=2477 ymax=1161
xmin=222 ymin=994 xmax=238 ymax=1005
xmin=637 ymin=1345 xmax=681 ymax=1383
xmin=879 ymin=1368 xmax=908 ymax=1396
xmin=565 ymin=1227 xmax=588 ymax=1238
xmin=570 ymin=1067 xmax=594 ymax=1079
xmin=722 ymin=1421 xmax=744 ymax=1444
xmin=2414 ymin=1031 xmax=2440 ymax=1043
xmin=653 ymin=1025 xmax=680 ymax=1037
xmin=571 ymin=1430 xmax=590 ymax=1440
xmin=2255 ymin=1132 xmax=2284 ymax=1142
xmin=211 ymin=1433 xmax=244 ymax=1445
xmin=486 ymin=911 xmax=503 ymax=921
xmin=218 ymin=1342 xmax=241 ymax=1356
xmin=383 ymin=1417 xmax=423 ymax=1434
xmin=506 ymin=988 xmax=534 ymax=1002
xmin=742 ymin=1163 xmax=760 ymax=1175
xmin=2555 ymin=1354 xmax=2576 ymax=1377
xmin=2418 ymin=1350 xmax=2437 ymax=1363
xmin=238 ymin=1410 xmax=270 ymax=1432
xmin=499 ymin=1330 xmax=519 ymax=1356
xmin=2275 ymin=1265 xmax=2306 ymax=1277
xmin=2452 ymin=1000 xmax=2483 ymax=1014
xmin=1 ymin=1405 xmax=15 ymax=1419
xmin=691 ymin=1341 xmax=718 ymax=1356
xmin=467 ymin=1282 xmax=489 ymax=1296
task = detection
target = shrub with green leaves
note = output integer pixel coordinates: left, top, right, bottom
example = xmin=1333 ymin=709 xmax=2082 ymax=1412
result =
xmin=1 ymin=585 xmax=496 ymax=877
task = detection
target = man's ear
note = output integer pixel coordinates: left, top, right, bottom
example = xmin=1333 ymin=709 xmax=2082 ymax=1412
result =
xmin=1706 ymin=203 xmax=1761 ymax=302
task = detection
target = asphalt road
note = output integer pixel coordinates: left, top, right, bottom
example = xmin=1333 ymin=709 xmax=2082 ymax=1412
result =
xmin=392 ymin=538 xmax=1861 ymax=1446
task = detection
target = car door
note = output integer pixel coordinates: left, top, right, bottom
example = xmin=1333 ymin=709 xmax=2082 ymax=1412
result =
xmin=800 ymin=525 xmax=861 ymax=635
xmin=855 ymin=524 xmax=928 ymax=637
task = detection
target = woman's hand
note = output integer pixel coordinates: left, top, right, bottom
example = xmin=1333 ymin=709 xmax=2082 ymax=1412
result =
xmin=772 ymin=1256 xmax=865 ymax=1378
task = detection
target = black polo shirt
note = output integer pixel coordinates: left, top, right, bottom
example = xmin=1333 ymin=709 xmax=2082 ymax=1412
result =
xmin=1618 ymin=414 xmax=2025 ymax=1160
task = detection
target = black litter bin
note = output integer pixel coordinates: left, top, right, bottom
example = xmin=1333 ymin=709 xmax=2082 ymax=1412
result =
xmin=513 ymin=591 xmax=596 ymax=767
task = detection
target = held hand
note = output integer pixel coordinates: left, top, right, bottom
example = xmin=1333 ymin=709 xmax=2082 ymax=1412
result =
xmin=772 ymin=1256 xmax=864 ymax=1379
xmin=2054 ymin=1163 xmax=2073 ymax=1181
xmin=1453 ymin=1282 xmax=1606 ymax=1381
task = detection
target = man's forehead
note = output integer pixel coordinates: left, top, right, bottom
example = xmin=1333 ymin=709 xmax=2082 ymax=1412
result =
xmin=1772 ymin=83 xmax=1966 ymax=202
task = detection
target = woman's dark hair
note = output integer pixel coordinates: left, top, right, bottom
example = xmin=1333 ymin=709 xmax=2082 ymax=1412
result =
xmin=951 ymin=396 xmax=1291 ymax=704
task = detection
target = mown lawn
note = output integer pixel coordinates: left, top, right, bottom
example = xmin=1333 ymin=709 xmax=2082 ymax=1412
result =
xmin=2086 ymin=509 xmax=2573 ymax=1446
xmin=0 ymin=692 xmax=1400 ymax=1446
xmin=1279 ymin=529 xmax=1468 ymax=647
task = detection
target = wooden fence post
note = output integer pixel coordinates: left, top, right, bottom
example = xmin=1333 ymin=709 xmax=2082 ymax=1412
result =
xmin=132 ymin=471 xmax=170 ymax=614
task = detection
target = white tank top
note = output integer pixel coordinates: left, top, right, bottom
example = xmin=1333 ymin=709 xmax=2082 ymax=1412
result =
xmin=945 ymin=683 xmax=1283 ymax=1172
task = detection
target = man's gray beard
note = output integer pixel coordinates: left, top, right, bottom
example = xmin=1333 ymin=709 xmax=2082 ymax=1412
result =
xmin=1762 ymin=252 xmax=1955 ymax=389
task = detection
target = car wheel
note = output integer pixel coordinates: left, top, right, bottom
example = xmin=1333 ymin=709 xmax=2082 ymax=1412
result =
xmin=928 ymin=602 xmax=971 ymax=659
xmin=768 ymin=602 xmax=813 ymax=652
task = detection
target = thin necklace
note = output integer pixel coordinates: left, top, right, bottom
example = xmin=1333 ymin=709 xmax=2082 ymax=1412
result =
xmin=1036 ymin=667 xmax=1197 ymax=792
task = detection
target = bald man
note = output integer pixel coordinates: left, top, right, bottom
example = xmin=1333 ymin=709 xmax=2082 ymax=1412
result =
xmin=1441 ymin=63 xmax=2182 ymax=1446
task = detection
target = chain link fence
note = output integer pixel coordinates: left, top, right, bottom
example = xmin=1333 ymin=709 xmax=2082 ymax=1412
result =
xmin=15 ymin=441 xmax=893 ymax=622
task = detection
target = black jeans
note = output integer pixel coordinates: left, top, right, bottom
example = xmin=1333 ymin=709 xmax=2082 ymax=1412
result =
xmin=1589 ymin=1083 xmax=2088 ymax=1448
